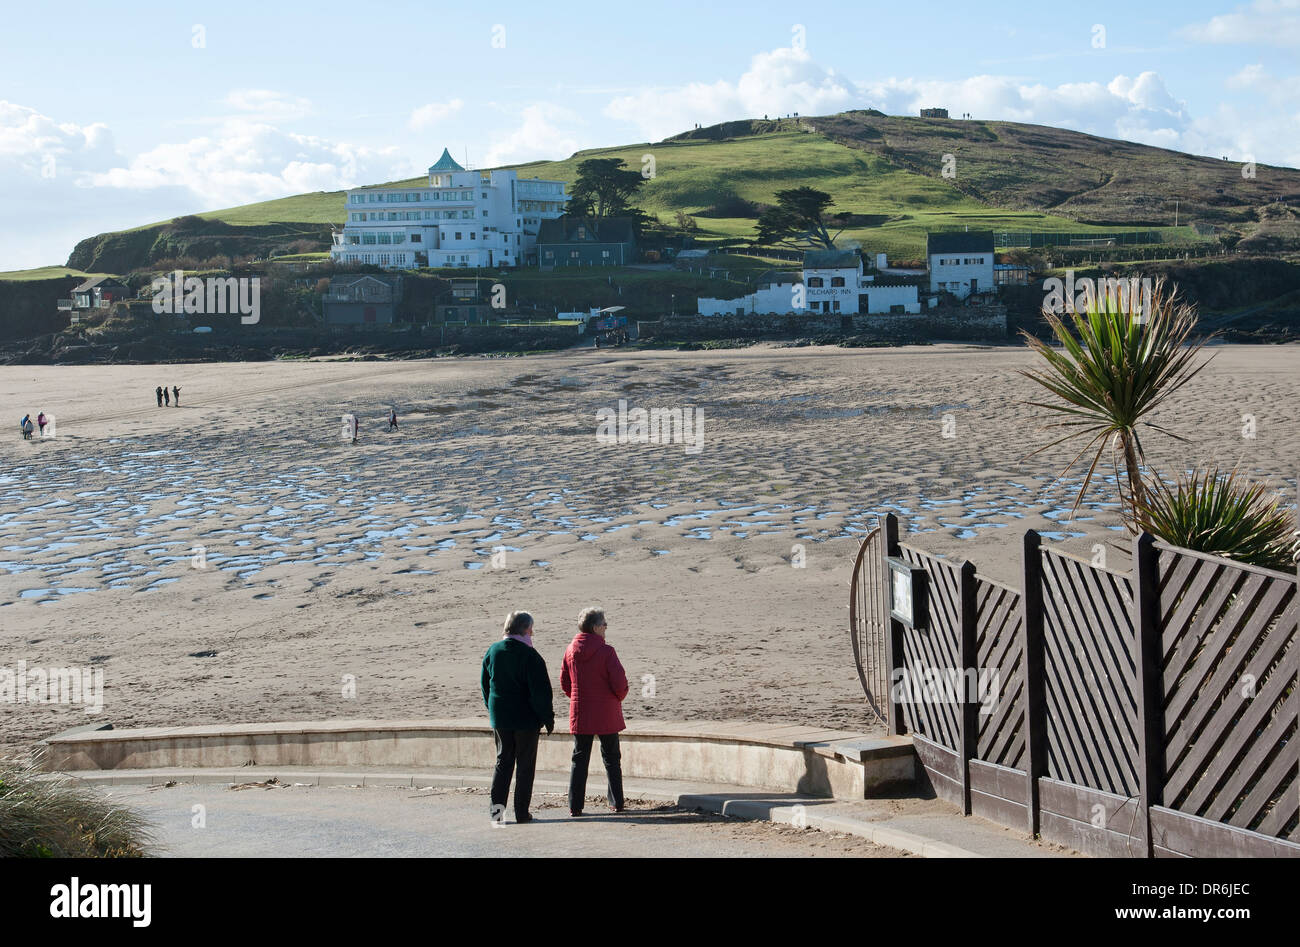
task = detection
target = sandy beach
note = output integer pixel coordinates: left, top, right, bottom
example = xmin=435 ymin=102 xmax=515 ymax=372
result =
xmin=1 ymin=343 xmax=1296 ymax=754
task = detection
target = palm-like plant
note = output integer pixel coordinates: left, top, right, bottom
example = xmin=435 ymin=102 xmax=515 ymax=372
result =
xmin=1135 ymin=467 xmax=1296 ymax=572
xmin=1021 ymin=277 xmax=1212 ymax=529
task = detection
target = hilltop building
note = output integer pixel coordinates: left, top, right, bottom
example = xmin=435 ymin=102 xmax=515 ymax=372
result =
xmin=330 ymin=148 xmax=568 ymax=270
xmin=920 ymin=107 xmax=949 ymax=119
xmin=927 ymin=231 xmax=995 ymax=299
xmin=537 ymin=217 xmax=637 ymax=270
xmin=697 ymin=250 xmax=920 ymax=316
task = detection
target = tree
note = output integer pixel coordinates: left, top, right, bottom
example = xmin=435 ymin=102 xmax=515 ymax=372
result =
xmin=1020 ymin=277 xmax=1211 ymax=529
xmin=755 ymin=187 xmax=841 ymax=250
xmin=567 ymin=158 xmax=646 ymax=219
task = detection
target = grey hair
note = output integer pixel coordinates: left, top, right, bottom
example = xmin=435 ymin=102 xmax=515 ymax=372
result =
xmin=578 ymin=607 xmax=605 ymax=634
xmin=503 ymin=611 xmax=534 ymax=637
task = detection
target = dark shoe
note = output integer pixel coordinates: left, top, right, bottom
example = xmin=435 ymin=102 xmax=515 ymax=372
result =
xmin=610 ymin=805 xmax=625 ymax=813
xmin=515 ymin=812 xmax=533 ymax=823
xmin=570 ymin=810 xmax=583 ymax=817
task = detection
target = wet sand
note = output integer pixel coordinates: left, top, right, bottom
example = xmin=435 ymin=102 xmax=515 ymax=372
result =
xmin=1 ymin=343 xmax=1296 ymax=753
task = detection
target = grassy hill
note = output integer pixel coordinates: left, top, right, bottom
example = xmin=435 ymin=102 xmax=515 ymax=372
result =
xmin=60 ymin=111 xmax=1300 ymax=273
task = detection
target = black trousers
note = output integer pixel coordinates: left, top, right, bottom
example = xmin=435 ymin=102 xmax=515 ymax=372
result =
xmin=491 ymin=728 xmax=539 ymax=819
xmin=568 ymin=733 xmax=624 ymax=812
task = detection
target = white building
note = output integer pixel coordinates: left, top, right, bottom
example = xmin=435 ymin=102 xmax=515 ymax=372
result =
xmin=698 ymin=251 xmax=921 ymax=316
xmin=927 ymin=231 xmax=994 ymax=299
xmin=330 ymin=149 xmax=567 ymax=269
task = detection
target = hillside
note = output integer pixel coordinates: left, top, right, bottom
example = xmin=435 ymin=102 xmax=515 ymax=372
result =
xmin=61 ymin=111 xmax=1300 ymax=273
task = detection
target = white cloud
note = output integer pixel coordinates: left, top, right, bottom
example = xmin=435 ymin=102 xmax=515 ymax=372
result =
xmin=87 ymin=119 xmax=406 ymax=207
xmin=408 ymin=98 xmax=464 ymax=130
xmin=223 ymin=89 xmax=313 ymax=122
xmin=604 ymin=47 xmax=859 ymax=142
xmin=1182 ymin=0 xmax=1300 ymax=48
xmin=483 ymin=104 xmax=586 ymax=167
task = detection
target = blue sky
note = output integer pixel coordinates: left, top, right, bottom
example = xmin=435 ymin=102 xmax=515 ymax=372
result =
xmin=2 ymin=0 xmax=1298 ymax=269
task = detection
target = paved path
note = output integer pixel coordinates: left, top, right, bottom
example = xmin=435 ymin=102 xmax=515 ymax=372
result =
xmin=82 ymin=767 xmax=1073 ymax=858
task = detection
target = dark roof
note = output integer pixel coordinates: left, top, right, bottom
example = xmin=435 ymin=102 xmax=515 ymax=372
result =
xmin=537 ymin=217 xmax=636 ymax=245
xmin=72 ymin=275 xmax=128 ymax=292
xmin=802 ymin=249 xmax=860 ymax=269
xmin=428 ymin=148 xmax=464 ymax=173
xmin=756 ymin=269 xmax=801 ymax=287
xmin=927 ymin=231 xmax=995 ymax=255
xmin=330 ymin=274 xmax=402 ymax=290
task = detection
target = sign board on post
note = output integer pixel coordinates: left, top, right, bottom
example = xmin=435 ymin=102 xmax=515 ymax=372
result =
xmin=887 ymin=557 xmax=928 ymax=630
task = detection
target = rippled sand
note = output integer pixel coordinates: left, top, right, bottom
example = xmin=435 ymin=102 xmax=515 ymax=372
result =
xmin=1 ymin=343 xmax=1295 ymax=752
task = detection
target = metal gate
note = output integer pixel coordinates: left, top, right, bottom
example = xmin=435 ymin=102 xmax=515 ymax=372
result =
xmin=848 ymin=526 xmax=890 ymax=726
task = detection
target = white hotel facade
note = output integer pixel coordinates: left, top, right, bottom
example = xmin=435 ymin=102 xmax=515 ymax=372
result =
xmin=330 ymin=149 xmax=567 ymax=269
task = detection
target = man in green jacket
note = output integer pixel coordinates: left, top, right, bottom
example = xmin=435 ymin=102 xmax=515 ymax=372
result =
xmin=481 ymin=611 xmax=555 ymax=824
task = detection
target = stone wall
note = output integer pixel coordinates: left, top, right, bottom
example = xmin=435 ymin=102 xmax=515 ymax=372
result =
xmin=638 ymin=304 xmax=1008 ymax=342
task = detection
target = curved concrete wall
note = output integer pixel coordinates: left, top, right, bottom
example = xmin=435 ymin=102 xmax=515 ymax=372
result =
xmin=42 ymin=719 xmax=915 ymax=801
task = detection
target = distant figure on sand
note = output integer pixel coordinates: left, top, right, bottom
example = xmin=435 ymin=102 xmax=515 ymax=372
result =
xmin=389 ymin=408 xmax=398 ymax=431
xmin=163 ymin=386 xmax=170 ymax=406
xmin=481 ymin=611 xmax=554 ymax=824
xmin=156 ymin=386 xmax=163 ymax=407
xmin=562 ymin=607 xmax=628 ymax=816
xmin=172 ymin=386 xmax=180 ymax=406
xmin=351 ymin=414 xmax=359 ymax=444
xmin=37 ymin=412 xmax=47 ymax=436
xmin=20 ymin=414 xmax=33 ymax=440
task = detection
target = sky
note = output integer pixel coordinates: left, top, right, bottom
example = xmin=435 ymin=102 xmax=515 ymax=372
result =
xmin=2 ymin=0 xmax=1298 ymax=270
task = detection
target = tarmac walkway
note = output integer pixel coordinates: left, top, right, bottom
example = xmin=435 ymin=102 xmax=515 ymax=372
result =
xmin=77 ymin=766 xmax=1076 ymax=858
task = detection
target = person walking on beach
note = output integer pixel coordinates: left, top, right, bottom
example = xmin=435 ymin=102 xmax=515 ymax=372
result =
xmin=351 ymin=414 xmax=359 ymax=444
xmin=388 ymin=407 xmax=398 ymax=432
xmin=562 ymin=607 xmax=628 ymax=816
xmin=481 ymin=611 xmax=554 ymax=824
xmin=20 ymin=414 xmax=33 ymax=440
xmin=163 ymin=385 xmax=170 ymax=407
xmin=36 ymin=412 xmax=47 ymax=436
xmin=172 ymin=385 xmax=181 ymax=406
xmin=155 ymin=386 xmax=163 ymax=407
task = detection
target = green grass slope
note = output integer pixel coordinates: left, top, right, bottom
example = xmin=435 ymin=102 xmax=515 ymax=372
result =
xmin=63 ymin=112 xmax=1300 ymax=271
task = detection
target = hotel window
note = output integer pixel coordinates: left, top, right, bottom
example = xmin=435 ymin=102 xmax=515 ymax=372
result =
xmin=378 ymin=233 xmax=391 ymax=244
xmin=348 ymin=235 xmax=360 ymax=245
xmin=470 ymin=232 xmax=476 ymax=239
xmin=445 ymin=256 xmax=455 ymax=265
xmin=362 ymin=234 xmax=377 ymax=245
xmin=807 ymin=277 xmax=823 ymax=287
xmin=462 ymin=210 xmax=473 ymax=219
xmin=570 ymin=250 xmax=579 ymax=258
xmin=411 ymin=234 xmax=421 ymax=243
xmin=602 ymin=250 xmax=610 ymax=257
xmin=831 ymin=277 xmax=845 ymax=287
xmin=455 ymin=232 xmax=462 ymax=240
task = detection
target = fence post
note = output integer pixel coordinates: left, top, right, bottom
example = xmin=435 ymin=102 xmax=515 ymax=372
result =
xmin=1132 ymin=531 xmax=1163 ymax=859
xmin=880 ymin=513 xmax=906 ymax=737
xmin=1019 ymin=530 xmax=1047 ymax=838
xmin=958 ymin=559 xmax=979 ymax=817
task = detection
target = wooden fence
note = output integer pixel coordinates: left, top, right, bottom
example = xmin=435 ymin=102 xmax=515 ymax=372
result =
xmin=873 ymin=514 xmax=1299 ymax=858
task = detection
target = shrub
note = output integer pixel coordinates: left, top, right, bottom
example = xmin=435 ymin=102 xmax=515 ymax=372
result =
xmin=1135 ymin=467 xmax=1296 ymax=572
xmin=0 ymin=755 xmax=155 ymax=857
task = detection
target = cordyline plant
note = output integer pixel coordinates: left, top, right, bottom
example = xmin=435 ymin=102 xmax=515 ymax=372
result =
xmin=1136 ymin=467 xmax=1296 ymax=573
xmin=1020 ymin=277 xmax=1212 ymax=531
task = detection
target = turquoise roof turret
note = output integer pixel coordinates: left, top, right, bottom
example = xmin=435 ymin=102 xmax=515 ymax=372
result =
xmin=428 ymin=148 xmax=465 ymax=173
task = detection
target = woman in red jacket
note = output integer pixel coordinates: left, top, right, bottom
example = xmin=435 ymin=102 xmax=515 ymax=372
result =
xmin=561 ymin=607 xmax=628 ymax=816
